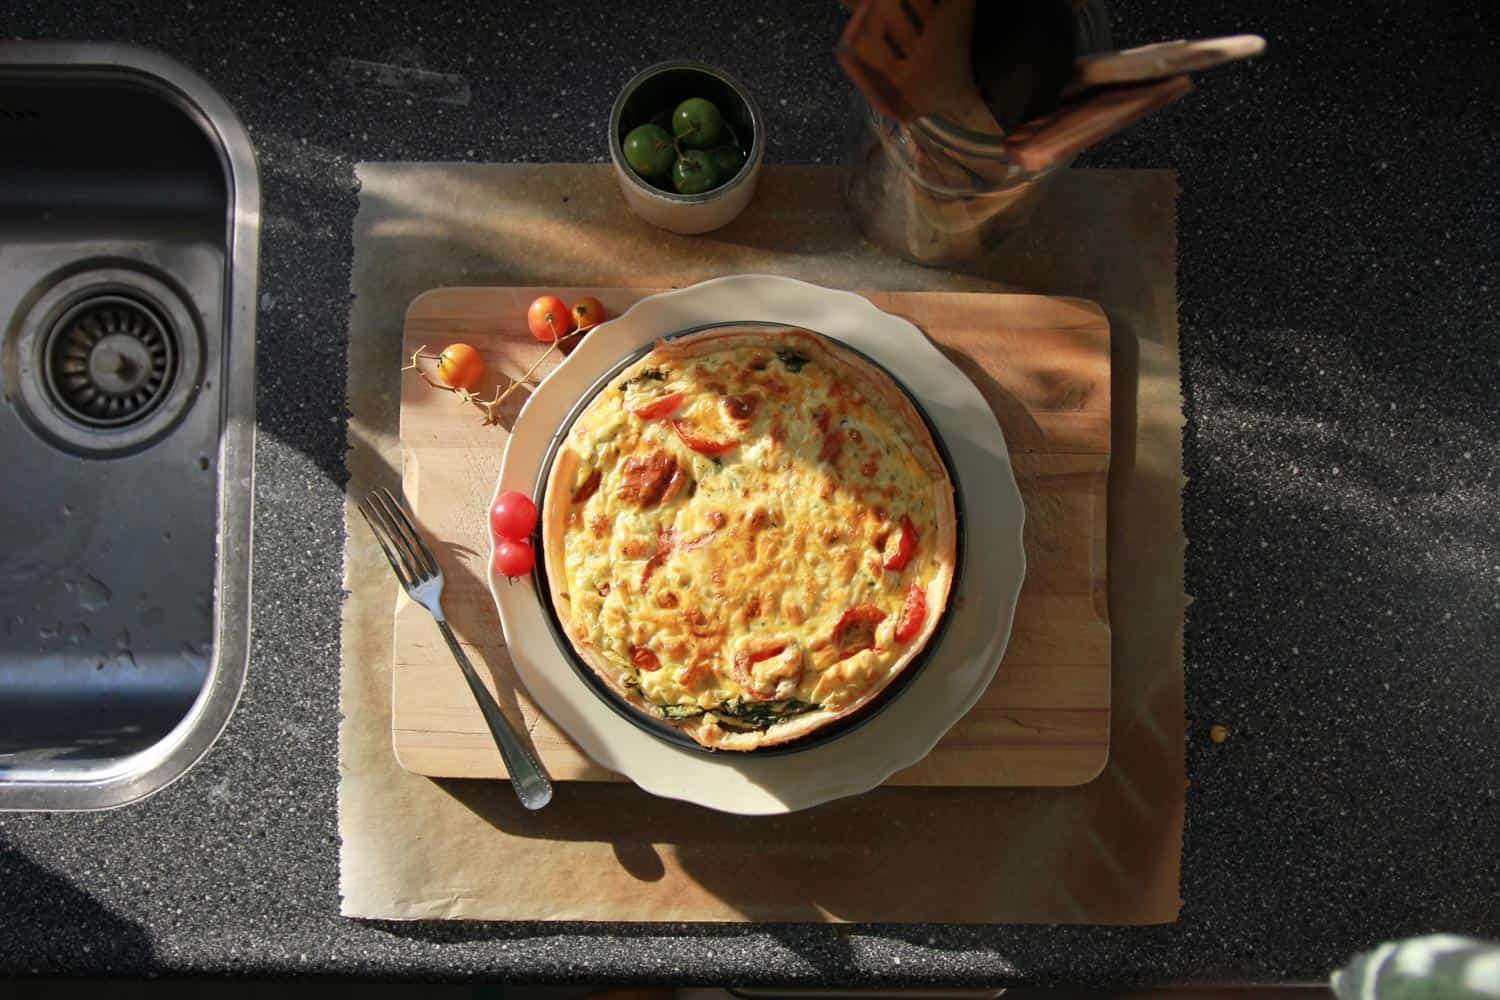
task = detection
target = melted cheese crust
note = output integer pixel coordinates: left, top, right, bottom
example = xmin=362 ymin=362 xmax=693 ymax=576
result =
xmin=556 ymin=341 xmax=943 ymax=721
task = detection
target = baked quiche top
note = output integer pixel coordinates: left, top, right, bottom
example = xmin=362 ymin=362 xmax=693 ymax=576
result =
xmin=541 ymin=326 xmax=957 ymax=750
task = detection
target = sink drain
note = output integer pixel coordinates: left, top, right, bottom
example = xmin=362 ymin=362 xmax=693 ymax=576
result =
xmin=44 ymin=295 xmax=177 ymax=427
xmin=6 ymin=266 xmax=202 ymax=457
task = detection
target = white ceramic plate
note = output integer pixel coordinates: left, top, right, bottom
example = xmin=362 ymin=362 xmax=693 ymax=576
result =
xmin=491 ymin=275 xmax=1025 ymax=815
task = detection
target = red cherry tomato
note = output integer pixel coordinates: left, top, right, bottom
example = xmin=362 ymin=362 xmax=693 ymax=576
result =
xmin=670 ymin=418 xmax=737 ymax=456
xmin=527 ymin=295 xmax=575 ymax=342
xmin=435 ymin=343 xmax=484 ymax=390
xmin=894 ymin=582 xmax=927 ymax=643
xmin=571 ymin=295 xmax=607 ymax=331
xmin=489 ymin=490 xmax=537 ymax=540
xmin=492 ymin=537 xmax=535 ymax=578
xmin=749 ymin=643 xmax=788 ymax=664
xmin=832 ymin=603 xmax=887 ymax=658
xmin=628 ymin=390 xmax=685 ymax=420
xmin=883 ymin=515 xmax=918 ymax=572
xmin=730 ymin=640 xmax=795 ymax=700
xmin=630 ymin=645 xmax=661 ymax=672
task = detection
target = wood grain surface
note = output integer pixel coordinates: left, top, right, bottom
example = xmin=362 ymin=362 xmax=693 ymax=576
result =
xmin=391 ymin=287 xmax=1110 ymax=786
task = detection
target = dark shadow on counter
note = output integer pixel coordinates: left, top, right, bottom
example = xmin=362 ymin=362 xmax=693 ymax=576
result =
xmin=361 ymin=911 xmax=859 ymax=983
xmin=0 ymin=836 xmax=156 ymax=974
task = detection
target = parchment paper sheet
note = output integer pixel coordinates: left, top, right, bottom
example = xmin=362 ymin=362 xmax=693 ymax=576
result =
xmin=339 ymin=165 xmax=1184 ymax=923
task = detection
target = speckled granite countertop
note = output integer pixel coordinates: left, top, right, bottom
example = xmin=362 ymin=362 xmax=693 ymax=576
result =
xmin=2 ymin=0 xmax=1497 ymax=987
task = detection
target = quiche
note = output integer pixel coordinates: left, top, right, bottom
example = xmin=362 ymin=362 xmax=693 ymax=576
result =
xmin=541 ymin=326 xmax=957 ymax=750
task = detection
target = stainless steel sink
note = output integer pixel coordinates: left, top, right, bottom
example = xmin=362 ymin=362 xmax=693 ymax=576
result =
xmin=0 ymin=43 xmax=258 ymax=809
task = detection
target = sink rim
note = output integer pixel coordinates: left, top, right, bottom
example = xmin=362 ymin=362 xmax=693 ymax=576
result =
xmin=0 ymin=41 xmax=258 ymax=810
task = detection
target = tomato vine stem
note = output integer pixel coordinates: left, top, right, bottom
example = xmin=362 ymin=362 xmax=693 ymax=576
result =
xmin=402 ymin=319 xmax=585 ymax=426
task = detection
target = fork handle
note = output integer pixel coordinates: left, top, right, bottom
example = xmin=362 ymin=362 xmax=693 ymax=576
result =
xmin=436 ymin=620 xmax=553 ymax=810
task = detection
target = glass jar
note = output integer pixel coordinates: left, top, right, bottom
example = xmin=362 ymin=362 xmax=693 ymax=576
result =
xmin=843 ymin=0 xmax=1112 ymax=267
xmin=843 ymin=100 xmax=1070 ymax=267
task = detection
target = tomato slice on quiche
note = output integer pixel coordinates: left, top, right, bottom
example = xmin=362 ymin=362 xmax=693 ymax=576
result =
xmin=541 ymin=327 xmax=957 ymax=751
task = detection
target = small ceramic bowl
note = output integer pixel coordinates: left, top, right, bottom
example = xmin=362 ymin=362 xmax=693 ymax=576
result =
xmin=608 ymin=60 xmax=765 ymax=236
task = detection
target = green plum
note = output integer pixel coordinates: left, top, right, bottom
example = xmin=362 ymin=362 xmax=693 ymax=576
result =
xmin=623 ymin=124 xmax=676 ymax=178
xmin=671 ymin=97 xmax=726 ymax=149
xmin=672 ymin=150 xmax=719 ymax=194
xmin=708 ymin=143 xmax=746 ymax=180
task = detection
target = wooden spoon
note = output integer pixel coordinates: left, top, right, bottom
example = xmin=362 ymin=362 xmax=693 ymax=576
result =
xmin=1004 ymin=74 xmax=1194 ymax=173
xmin=1067 ymin=34 xmax=1266 ymax=94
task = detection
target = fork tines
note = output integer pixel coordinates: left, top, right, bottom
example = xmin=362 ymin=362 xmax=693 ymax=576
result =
xmin=358 ymin=487 xmax=438 ymax=589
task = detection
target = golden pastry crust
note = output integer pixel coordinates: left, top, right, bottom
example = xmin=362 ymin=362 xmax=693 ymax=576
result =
xmin=542 ymin=326 xmax=956 ymax=750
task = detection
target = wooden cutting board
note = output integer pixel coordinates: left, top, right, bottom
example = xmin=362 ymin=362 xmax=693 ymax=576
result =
xmin=392 ymin=287 xmax=1110 ymax=786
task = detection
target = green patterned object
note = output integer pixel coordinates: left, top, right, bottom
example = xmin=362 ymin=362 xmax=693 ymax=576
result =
xmin=1333 ymin=936 xmax=1500 ymax=1000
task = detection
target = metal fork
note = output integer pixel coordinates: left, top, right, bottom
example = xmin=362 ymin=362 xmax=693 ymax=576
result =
xmin=359 ymin=487 xmax=553 ymax=810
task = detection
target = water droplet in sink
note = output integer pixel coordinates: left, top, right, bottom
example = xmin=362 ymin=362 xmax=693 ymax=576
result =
xmin=67 ymin=623 xmax=91 ymax=645
xmin=114 ymin=627 xmax=138 ymax=669
xmin=62 ymin=504 xmax=74 ymax=517
xmin=66 ymin=575 xmax=112 ymax=612
xmin=39 ymin=622 xmax=61 ymax=639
